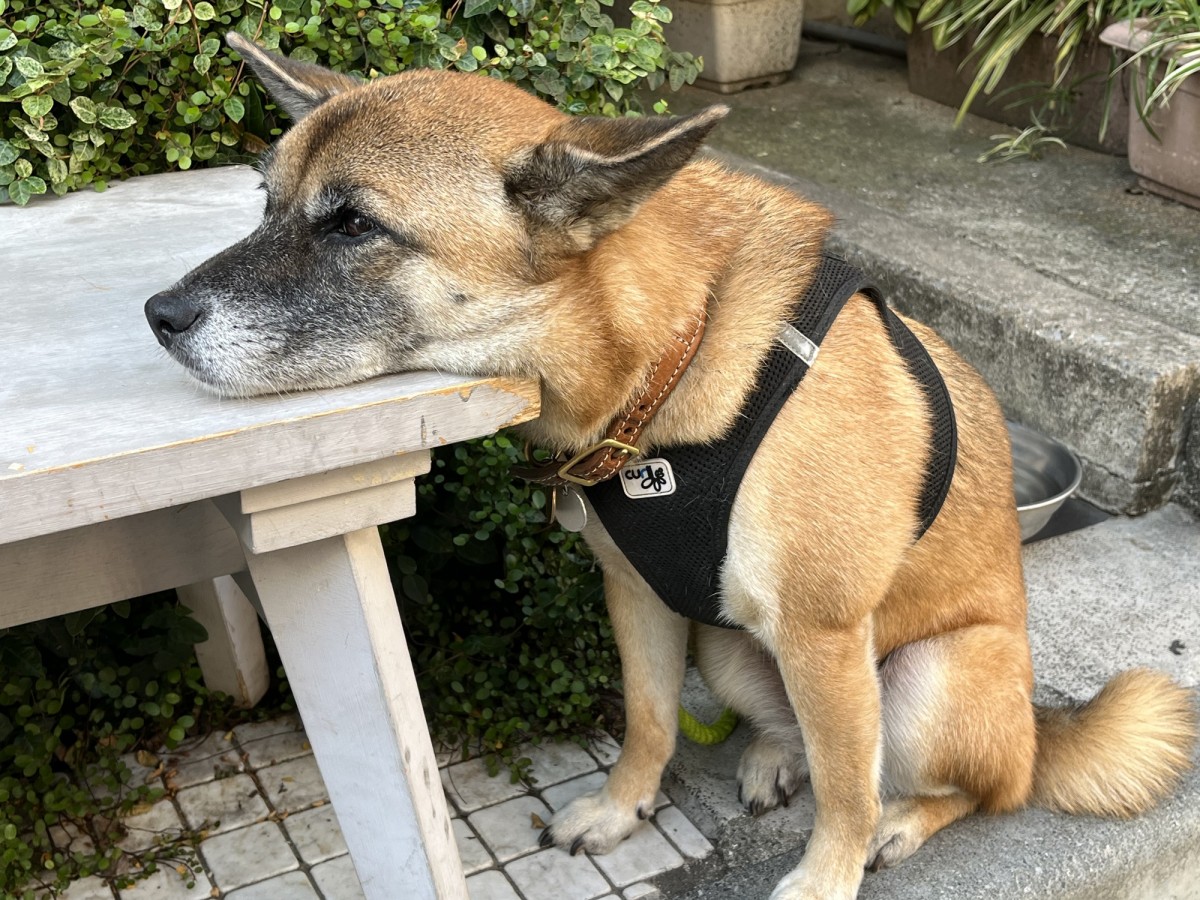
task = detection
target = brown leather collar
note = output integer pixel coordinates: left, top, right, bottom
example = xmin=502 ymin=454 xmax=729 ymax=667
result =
xmin=513 ymin=311 xmax=707 ymax=487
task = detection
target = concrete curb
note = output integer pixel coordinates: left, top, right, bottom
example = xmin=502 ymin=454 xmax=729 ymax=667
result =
xmin=708 ymin=149 xmax=1200 ymax=514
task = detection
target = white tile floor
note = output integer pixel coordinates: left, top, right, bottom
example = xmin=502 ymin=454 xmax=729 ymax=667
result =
xmin=60 ymin=716 xmax=711 ymax=899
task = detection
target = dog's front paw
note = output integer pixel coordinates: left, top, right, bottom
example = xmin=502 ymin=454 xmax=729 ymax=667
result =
xmin=737 ymin=734 xmax=808 ymax=816
xmin=768 ymin=867 xmax=858 ymax=900
xmin=541 ymin=787 xmax=648 ymax=856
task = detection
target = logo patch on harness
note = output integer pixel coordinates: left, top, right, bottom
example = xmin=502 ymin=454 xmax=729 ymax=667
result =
xmin=620 ymin=458 xmax=676 ymax=498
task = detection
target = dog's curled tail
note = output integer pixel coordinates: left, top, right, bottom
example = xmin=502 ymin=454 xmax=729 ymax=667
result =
xmin=1031 ymin=668 xmax=1196 ymax=818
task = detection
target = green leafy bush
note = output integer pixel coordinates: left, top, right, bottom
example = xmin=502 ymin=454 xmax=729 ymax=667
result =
xmin=392 ymin=434 xmax=614 ymax=768
xmin=0 ymin=0 xmax=700 ymax=205
xmin=0 ymin=596 xmax=222 ymax=896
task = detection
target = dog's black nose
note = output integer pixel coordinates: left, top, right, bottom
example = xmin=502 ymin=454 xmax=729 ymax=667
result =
xmin=145 ymin=290 xmax=203 ymax=348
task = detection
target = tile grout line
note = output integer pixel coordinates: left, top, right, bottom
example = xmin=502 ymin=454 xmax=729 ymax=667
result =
xmin=230 ymin=727 xmax=332 ymax=900
xmin=112 ymin=749 xmax=217 ymax=900
xmin=451 ymin=734 xmax=670 ymax=900
xmin=159 ymin=723 xmax=335 ymax=899
xmin=116 ymin=724 xmax=698 ymax=900
xmin=166 ymin=775 xmax=218 ymax=900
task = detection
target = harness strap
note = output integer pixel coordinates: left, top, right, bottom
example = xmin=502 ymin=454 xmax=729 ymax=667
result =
xmin=780 ymin=255 xmax=957 ymax=538
xmin=583 ymin=254 xmax=959 ymax=629
xmin=878 ymin=304 xmax=958 ymax=536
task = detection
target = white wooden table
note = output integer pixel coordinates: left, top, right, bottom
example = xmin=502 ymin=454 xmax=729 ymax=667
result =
xmin=0 ymin=167 xmax=540 ymax=899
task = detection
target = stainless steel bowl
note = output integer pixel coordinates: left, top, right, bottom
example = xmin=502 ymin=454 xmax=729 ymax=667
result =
xmin=1008 ymin=421 xmax=1083 ymax=541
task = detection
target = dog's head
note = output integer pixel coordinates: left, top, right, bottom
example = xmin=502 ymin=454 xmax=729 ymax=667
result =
xmin=145 ymin=33 xmax=726 ymax=397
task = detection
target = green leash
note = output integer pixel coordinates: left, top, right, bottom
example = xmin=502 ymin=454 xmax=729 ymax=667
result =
xmin=678 ymin=705 xmax=738 ymax=745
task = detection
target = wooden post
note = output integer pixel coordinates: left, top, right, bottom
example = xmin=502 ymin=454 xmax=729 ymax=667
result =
xmin=243 ymin=528 xmax=466 ymax=900
xmin=216 ymin=453 xmax=465 ymax=900
xmin=178 ymin=576 xmax=270 ymax=708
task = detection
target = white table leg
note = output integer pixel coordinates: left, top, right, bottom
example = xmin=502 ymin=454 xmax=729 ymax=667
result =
xmin=242 ymin=525 xmax=465 ymax=900
xmin=178 ymin=575 xmax=269 ymax=708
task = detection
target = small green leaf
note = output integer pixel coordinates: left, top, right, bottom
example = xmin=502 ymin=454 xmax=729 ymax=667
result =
xmin=22 ymin=95 xmax=53 ymax=118
xmin=15 ymin=56 xmax=45 ymax=78
xmin=222 ymin=96 xmax=245 ymax=122
xmin=0 ymin=140 xmax=17 ymax=166
xmin=0 ymin=27 xmax=16 ymax=51
xmin=8 ymin=177 xmax=36 ymax=205
xmin=193 ymin=1 xmax=216 ymax=19
xmin=70 ymin=96 xmax=98 ymax=124
xmin=97 ymin=106 xmax=137 ymax=130
xmin=46 ymin=157 xmax=67 ymax=184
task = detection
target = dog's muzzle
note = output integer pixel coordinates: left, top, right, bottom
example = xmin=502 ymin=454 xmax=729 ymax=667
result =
xmin=145 ymin=290 xmax=204 ymax=349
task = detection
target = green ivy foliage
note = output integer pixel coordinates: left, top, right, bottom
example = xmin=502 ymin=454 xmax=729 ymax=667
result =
xmin=391 ymin=434 xmax=614 ymax=769
xmin=0 ymin=0 xmax=701 ymax=204
xmin=0 ymin=596 xmax=221 ymax=897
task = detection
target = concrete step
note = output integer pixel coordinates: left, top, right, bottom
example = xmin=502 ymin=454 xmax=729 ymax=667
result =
xmin=655 ymin=505 xmax=1200 ymax=899
xmin=670 ymin=42 xmax=1200 ymax=515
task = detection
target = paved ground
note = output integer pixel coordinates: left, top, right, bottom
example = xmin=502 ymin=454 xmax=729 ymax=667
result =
xmin=46 ymin=717 xmax=710 ymax=900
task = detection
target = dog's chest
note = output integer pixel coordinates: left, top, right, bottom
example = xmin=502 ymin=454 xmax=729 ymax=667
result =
xmin=582 ymin=255 xmax=958 ymax=629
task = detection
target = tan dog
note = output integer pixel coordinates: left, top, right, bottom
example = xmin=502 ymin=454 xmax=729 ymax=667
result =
xmin=145 ymin=34 xmax=1197 ymax=900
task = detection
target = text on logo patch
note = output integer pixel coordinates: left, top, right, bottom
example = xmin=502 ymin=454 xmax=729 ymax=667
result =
xmin=620 ymin=458 xmax=676 ymax=498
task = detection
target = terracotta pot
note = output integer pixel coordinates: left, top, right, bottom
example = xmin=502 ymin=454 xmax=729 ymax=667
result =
xmin=1101 ymin=19 xmax=1200 ymax=209
xmin=665 ymin=0 xmax=806 ymax=93
xmin=906 ymin=28 xmax=1129 ymax=154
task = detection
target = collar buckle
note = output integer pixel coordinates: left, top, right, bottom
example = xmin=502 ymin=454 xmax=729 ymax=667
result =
xmin=557 ymin=439 xmax=641 ymax=486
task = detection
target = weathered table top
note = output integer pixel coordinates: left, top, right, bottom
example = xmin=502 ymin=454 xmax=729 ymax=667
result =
xmin=0 ymin=167 xmax=539 ymax=545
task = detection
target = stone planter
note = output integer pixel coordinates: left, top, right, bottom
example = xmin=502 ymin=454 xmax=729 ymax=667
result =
xmin=665 ymin=0 xmax=806 ymax=93
xmin=1100 ymin=20 xmax=1200 ymax=209
xmin=906 ymin=27 xmax=1129 ymax=154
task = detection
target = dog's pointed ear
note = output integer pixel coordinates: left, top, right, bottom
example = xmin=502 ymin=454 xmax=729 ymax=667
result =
xmin=505 ymin=105 xmax=728 ymax=252
xmin=226 ymin=33 xmax=359 ymax=120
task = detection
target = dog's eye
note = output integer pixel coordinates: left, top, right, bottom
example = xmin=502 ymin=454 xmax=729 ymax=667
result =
xmin=340 ymin=210 xmax=376 ymax=238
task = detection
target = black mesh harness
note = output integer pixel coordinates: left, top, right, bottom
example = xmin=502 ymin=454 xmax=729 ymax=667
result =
xmin=584 ymin=254 xmax=958 ymax=628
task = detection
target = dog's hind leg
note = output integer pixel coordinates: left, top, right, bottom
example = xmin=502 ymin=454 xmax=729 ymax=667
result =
xmin=867 ymin=624 xmax=1036 ymax=871
xmin=693 ymin=625 xmax=808 ymax=815
xmin=544 ymin=565 xmax=689 ymax=854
